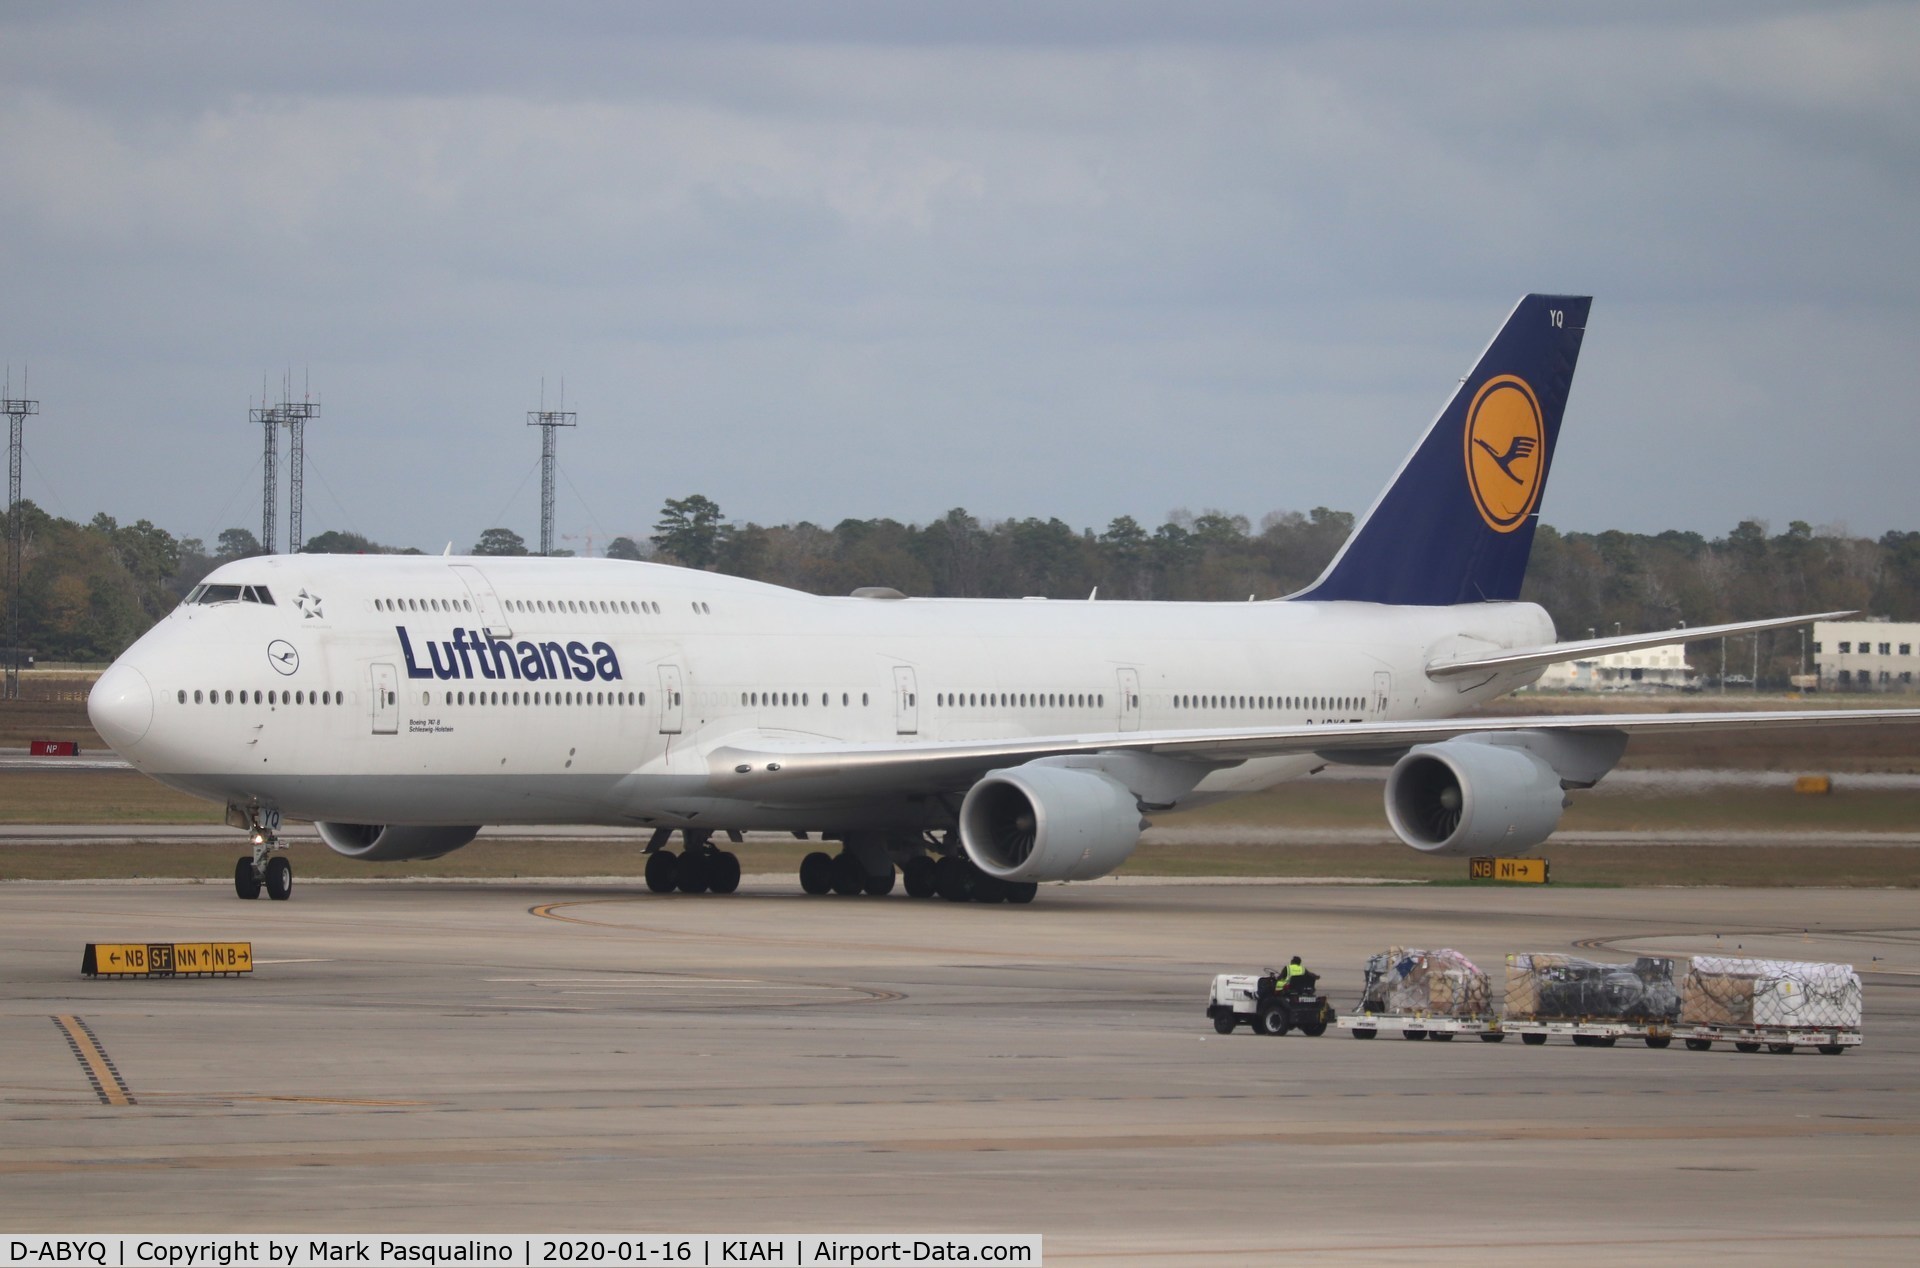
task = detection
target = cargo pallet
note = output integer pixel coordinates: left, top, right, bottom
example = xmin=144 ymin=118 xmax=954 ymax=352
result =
xmin=1336 ymin=1013 xmax=1504 ymax=1042
xmin=1673 ymin=1024 xmax=1860 ymax=1056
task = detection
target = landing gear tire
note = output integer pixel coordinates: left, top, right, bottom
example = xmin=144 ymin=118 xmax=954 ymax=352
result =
xmin=234 ymin=857 xmax=262 ymax=900
xmin=709 ymin=851 xmax=742 ymax=894
xmin=264 ymin=856 xmax=293 ymax=901
xmin=1005 ymin=881 xmax=1038 ymax=904
xmin=1212 ymin=1013 xmax=1237 ymax=1035
xmin=645 ymin=850 xmax=680 ymax=894
xmin=1257 ymin=1004 xmax=1290 ymax=1036
xmin=902 ymin=856 xmax=937 ymax=898
xmin=677 ymin=853 xmax=711 ymax=894
xmin=936 ymin=856 xmax=974 ymax=902
xmin=972 ymin=872 xmax=1008 ymax=904
xmin=799 ymin=851 xmax=834 ymax=895
xmin=830 ymin=852 xmax=865 ymax=896
xmin=861 ymin=864 xmax=896 ymax=897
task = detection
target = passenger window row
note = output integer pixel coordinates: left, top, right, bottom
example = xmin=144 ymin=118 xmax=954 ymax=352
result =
xmin=373 ymin=596 xmax=678 ymax=617
xmin=432 ymin=690 xmax=644 ymax=707
xmin=179 ymin=688 xmax=341 ymax=706
xmin=1173 ymin=694 xmax=1363 ymax=712
xmin=505 ymin=597 xmax=671 ymax=616
xmin=739 ymin=691 xmax=867 ymax=707
xmin=378 ymin=597 xmax=472 ymax=614
xmin=937 ymin=692 xmax=1105 ymax=709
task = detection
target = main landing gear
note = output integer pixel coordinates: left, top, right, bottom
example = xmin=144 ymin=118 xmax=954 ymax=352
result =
xmin=643 ymin=828 xmax=742 ymax=895
xmin=233 ymin=808 xmax=293 ymax=901
xmin=797 ymin=833 xmax=1037 ymax=904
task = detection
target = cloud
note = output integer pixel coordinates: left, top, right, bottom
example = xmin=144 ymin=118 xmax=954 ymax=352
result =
xmin=1 ymin=2 xmax=1916 ymax=551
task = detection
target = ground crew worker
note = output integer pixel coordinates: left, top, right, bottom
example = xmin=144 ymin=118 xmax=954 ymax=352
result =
xmin=1281 ymin=956 xmax=1308 ymax=989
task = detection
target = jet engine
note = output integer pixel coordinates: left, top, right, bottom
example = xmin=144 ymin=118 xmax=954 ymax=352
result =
xmin=316 ymin=822 xmax=482 ymax=862
xmin=1383 ymin=738 xmax=1566 ymax=854
xmin=959 ymin=763 xmax=1143 ymax=882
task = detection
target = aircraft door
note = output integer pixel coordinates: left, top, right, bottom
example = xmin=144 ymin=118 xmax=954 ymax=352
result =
xmin=893 ymin=666 xmax=918 ymax=735
xmin=658 ymin=665 xmax=684 ymax=734
xmin=1373 ymin=670 xmax=1391 ymax=716
xmin=370 ymin=664 xmax=398 ymax=734
xmin=1117 ymin=667 xmax=1142 ymax=732
xmin=449 ymin=563 xmax=512 ymax=638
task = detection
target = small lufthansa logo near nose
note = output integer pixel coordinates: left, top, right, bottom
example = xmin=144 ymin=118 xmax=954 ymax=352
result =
xmin=267 ymin=640 xmax=300 ymax=676
xmin=1464 ymin=374 xmax=1546 ymax=534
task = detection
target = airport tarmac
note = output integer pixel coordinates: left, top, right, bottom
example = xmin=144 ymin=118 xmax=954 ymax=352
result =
xmin=1 ymin=879 xmax=1917 ymax=1263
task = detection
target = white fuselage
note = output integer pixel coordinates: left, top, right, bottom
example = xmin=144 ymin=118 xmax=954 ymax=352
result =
xmin=90 ymin=554 xmax=1554 ymax=832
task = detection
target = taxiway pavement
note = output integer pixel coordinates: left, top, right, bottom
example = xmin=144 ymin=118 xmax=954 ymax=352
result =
xmin=1 ymin=880 xmax=1917 ymax=1263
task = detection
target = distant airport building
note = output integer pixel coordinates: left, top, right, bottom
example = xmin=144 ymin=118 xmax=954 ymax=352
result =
xmin=1813 ymin=618 xmax=1920 ymax=692
xmin=1532 ymin=644 xmax=1695 ymax=692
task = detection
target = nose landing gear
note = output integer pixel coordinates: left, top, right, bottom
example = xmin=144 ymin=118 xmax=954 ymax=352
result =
xmin=233 ymin=808 xmax=292 ymax=900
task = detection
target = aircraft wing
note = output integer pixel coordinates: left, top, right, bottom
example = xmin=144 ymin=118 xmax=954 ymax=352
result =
xmin=1424 ymin=611 xmax=1854 ymax=680
xmin=706 ymin=706 xmax=1920 ymax=801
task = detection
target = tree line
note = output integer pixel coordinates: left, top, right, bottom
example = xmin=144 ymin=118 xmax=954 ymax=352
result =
xmin=3 ymin=495 xmax=1917 ymax=684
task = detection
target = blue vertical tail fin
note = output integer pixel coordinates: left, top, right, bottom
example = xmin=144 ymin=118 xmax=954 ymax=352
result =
xmin=1290 ymin=294 xmax=1589 ymax=606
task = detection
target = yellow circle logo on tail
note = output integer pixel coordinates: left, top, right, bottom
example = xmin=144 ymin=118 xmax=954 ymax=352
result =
xmin=1463 ymin=374 xmax=1545 ymax=533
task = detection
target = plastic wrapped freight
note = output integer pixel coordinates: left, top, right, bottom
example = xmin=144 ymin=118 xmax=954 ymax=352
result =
xmin=1504 ymin=954 xmax=1680 ymax=1022
xmin=1680 ymin=956 xmax=1862 ymax=1029
xmin=1364 ymin=947 xmax=1490 ymax=1016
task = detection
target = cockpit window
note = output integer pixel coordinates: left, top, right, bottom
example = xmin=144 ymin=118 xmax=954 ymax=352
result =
xmin=187 ymin=583 xmax=274 ymax=605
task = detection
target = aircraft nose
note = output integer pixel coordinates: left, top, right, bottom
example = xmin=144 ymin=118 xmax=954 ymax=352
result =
xmin=88 ymin=662 xmax=155 ymax=753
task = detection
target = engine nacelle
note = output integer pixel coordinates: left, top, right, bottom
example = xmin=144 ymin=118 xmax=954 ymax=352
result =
xmin=959 ymin=763 xmax=1143 ymax=882
xmin=316 ymin=822 xmax=481 ymax=861
xmin=1383 ymin=739 xmax=1565 ymax=854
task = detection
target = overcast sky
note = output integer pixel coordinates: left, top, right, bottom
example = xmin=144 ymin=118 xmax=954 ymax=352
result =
xmin=2 ymin=1 xmax=1916 ymax=556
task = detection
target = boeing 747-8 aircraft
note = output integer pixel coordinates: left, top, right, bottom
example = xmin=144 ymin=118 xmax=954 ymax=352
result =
xmin=86 ymin=295 xmax=1911 ymax=902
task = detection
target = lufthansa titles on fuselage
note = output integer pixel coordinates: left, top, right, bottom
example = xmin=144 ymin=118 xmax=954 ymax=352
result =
xmin=397 ymin=626 xmax=623 ymax=683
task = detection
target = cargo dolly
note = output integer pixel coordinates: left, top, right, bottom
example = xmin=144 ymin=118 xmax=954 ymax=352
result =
xmin=1496 ymin=1018 xmax=1673 ymax=1048
xmin=1672 ymin=1024 xmax=1859 ymax=1056
xmin=1335 ymin=1011 xmax=1504 ymax=1041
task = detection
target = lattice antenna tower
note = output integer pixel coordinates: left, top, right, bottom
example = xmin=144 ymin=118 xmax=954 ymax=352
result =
xmin=252 ymin=376 xmax=321 ymax=554
xmin=3 ymin=368 xmax=40 ymax=700
xmin=279 ymin=373 xmax=319 ymax=554
xmin=251 ymin=382 xmax=279 ymax=555
xmin=526 ymin=379 xmax=576 ymax=557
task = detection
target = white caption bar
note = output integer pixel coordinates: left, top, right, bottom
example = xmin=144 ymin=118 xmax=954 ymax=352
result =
xmin=5 ymin=1238 xmax=1041 ymax=1268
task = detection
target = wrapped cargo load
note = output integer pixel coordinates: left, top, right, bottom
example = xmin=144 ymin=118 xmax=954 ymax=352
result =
xmin=1680 ymin=956 xmax=1862 ymax=1030
xmin=1505 ymin=953 xmax=1680 ymax=1022
xmin=1362 ymin=947 xmax=1490 ymax=1017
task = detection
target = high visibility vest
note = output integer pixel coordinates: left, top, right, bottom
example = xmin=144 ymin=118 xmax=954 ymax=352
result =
xmin=1283 ymin=963 xmax=1305 ymax=981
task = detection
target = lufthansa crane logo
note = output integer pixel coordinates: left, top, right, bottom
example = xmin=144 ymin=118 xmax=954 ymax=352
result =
xmin=1463 ymin=374 xmax=1546 ymax=533
xmin=267 ymin=640 xmax=300 ymax=676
